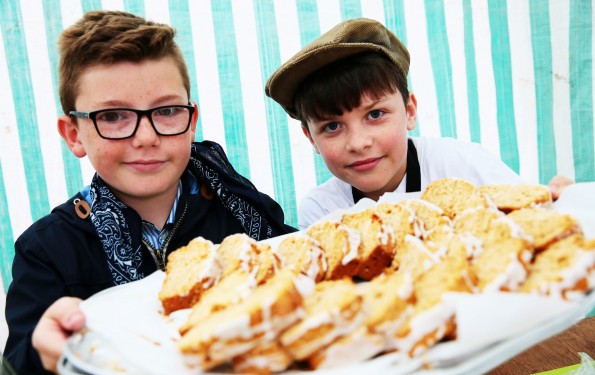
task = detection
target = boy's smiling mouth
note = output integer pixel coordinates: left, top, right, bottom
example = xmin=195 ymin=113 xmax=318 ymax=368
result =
xmin=127 ymin=159 xmax=164 ymax=172
xmin=348 ymin=157 xmax=382 ymax=172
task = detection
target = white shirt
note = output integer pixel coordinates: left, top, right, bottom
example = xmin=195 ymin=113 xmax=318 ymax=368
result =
xmin=298 ymin=137 xmax=524 ymax=229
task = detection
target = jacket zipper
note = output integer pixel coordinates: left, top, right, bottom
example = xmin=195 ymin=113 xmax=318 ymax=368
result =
xmin=142 ymin=201 xmax=189 ymax=271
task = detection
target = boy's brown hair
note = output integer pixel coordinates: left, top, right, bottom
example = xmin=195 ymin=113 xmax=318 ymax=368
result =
xmin=58 ymin=10 xmax=190 ymax=114
xmin=293 ymin=51 xmax=409 ymax=127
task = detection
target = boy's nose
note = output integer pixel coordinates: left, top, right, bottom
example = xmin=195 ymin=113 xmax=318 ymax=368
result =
xmin=133 ymin=115 xmax=160 ymax=144
xmin=346 ymin=124 xmax=372 ymax=151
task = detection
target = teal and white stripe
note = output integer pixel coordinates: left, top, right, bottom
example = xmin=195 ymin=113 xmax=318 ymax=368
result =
xmin=1 ymin=0 xmax=594 ymax=290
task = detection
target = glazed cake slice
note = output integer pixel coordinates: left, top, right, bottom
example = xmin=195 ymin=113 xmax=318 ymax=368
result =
xmin=279 ymin=278 xmax=363 ymax=361
xmin=178 ymin=270 xmax=257 ymax=335
xmin=159 ymin=237 xmax=222 ymax=314
xmin=231 ymin=340 xmax=293 ymax=374
xmin=274 ymin=234 xmax=328 ymax=282
xmin=392 ymin=240 xmax=472 ymax=357
xmin=216 ymin=233 xmax=277 ymax=284
xmin=390 ymin=234 xmax=444 ymax=275
xmin=306 ymin=221 xmax=361 ymax=280
xmin=507 ymin=208 xmax=581 ymax=251
xmin=307 ymin=270 xmax=414 ymax=369
xmin=469 ymin=215 xmax=534 ymax=292
xmin=421 ymin=177 xmax=489 ymax=219
xmin=520 ymin=234 xmax=595 ymax=300
xmin=178 ymin=269 xmax=312 ymax=370
xmin=372 ymin=202 xmax=414 ymax=250
xmin=478 ymin=183 xmax=552 ymax=213
xmin=341 ymin=209 xmax=395 ymax=280
xmin=397 ymin=198 xmax=451 ymax=239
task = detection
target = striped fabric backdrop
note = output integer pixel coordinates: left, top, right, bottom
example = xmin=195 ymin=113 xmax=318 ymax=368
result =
xmin=0 ymin=0 xmax=594 ymax=291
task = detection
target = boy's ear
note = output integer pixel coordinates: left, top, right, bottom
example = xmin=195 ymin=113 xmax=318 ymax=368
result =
xmin=57 ymin=115 xmax=87 ymax=158
xmin=301 ymin=124 xmax=320 ymax=154
xmin=406 ymin=93 xmax=418 ymax=131
xmin=190 ymin=102 xmax=199 ymax=137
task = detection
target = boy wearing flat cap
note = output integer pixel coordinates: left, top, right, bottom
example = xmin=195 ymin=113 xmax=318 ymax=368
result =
xmin=266 ymin=18 xmax=525 ymax=229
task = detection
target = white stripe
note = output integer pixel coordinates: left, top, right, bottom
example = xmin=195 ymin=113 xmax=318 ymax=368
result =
xmin=101 ymin=0 xmax=124 ymax=11
xmin=0 ymin=26 xmax=32 ymax=239
xmin=507 ymin=0 xmax=539 ymax=183
xmin=550 ymin=0 xmax=574 ymax=180
xmin=60 ymin=0 xmax=84 ymax=31
xmin=361 ymin=0 xmax=385 ymax=21
xmin=232 ymin=0 xmax=275 ymax=198
xmin=21 ymin=0 xmax=68 ymax=207
xmin=404 ymin=0 xmax=441 ymax=137
xmin=144 ymin=0 xmax=170 ymax=24
xmin=317 ymin=0 xmax=342 ymax=33
xmin=274 ymin=0 xmax=317 ymax=203
xmin=444 ymin=0 xmax=471 ymax=143
xmin=188 ymin=1 xmax=227 ymax=149
xmin=471 ymin=0 xmax=501 ymax=159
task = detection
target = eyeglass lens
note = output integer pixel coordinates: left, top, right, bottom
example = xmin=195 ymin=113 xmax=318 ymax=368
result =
xmin=95 ymin=106 xmax=191 ymax=139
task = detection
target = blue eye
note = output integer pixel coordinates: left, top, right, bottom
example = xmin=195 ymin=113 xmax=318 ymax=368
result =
xmin=323 ymin=122 xmax=340 ymax=132
xmin=369 ymin=109 xmax=384 ymax=120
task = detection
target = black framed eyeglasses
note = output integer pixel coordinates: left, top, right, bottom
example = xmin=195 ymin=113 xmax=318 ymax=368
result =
xmin=69 ymin=104 xmax=195 ymax=140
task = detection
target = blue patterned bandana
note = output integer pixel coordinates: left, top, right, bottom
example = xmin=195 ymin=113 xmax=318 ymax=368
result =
xmin=89 ymin=141 xmax=285 ymax=285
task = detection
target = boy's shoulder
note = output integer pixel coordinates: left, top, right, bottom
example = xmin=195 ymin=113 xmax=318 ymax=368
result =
xmin=17 ymin=195 xmax=92 ymax=244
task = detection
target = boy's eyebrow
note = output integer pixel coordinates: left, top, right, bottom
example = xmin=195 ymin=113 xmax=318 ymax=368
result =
xmin=91 ymin=94 xmax=188 ymax=109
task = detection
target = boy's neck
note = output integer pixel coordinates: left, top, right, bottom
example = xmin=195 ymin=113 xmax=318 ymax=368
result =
xmin=116 ymin=186 xmax=179 ymax=230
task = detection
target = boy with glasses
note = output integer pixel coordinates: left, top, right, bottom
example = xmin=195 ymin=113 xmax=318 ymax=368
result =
xmin=4 ymin=10 xmax=295 ymax=373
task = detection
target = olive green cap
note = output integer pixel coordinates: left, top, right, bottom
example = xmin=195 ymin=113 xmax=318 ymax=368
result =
xmin=265 ymin=17 xmax=410 ymax=120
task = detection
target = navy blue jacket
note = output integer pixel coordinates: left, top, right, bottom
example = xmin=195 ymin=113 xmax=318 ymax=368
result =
xmin=4 ymin=172 xmax=295 ymax=374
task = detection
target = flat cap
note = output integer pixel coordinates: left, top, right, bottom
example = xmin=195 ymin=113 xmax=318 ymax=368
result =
xmin=265 ymin=17 xmax=410 ymax=120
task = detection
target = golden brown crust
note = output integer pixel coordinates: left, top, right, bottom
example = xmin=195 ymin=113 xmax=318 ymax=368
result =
xmin=341 ymin=210 xmax=394 ymax=280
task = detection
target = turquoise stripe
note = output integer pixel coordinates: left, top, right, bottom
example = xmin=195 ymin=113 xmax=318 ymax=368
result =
xmin=254 ymin=0 xmax=297 ymax=226
xmin=124 ymin=0 xmax=145 ymax=16
xmin=569 ymin=0 xmax=594 ymax=182
xmin=210 ymin=0 xmax=250 ymax=178
xmin=0 ymin=1 xmax=50 ymax=221
xmin=488 ymin=0 xmax=519 ymax=172
xmin=529 ymin=0 xmax=557 ymax=184
xmin=339 ymin=0 xmax=362 ymax=20
xmin=296 ymin=1 xmax=333 ymax=186
xmin=42 ymin=0 xmax=84 ymax=196
xmin=383 ymin=0 xmax=420 ymax=137
xmin=424 ymin=0 xmax=457 ymax=138
xmin=0 ymin=162 xmax=14 ymax=291
xmin=81 ymin=0 xmax=102 ymax=13
xmin=462 ymin=0 xmax=481 ymax=144
xmin=168 ymin=1 xmax=203 ymax=141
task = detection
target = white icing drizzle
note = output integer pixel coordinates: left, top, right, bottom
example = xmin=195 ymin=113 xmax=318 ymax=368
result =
xmin=397 ymin=273 xmax=414 ymax=300
xmin=378 ymin=224 xmax=394 ymax=245
xmin=495 ymin=216 xmax=533 ymax=243
xmin=483 ymin=250 xmax=530 ymax=293
xmin=536 ymin=250 xmax=595 ymax=300
xmin=198 ymin=251 xmax=223 ymax=290
xmin=233 ymin=345 xmax=291 ymax=373
xmin=459 ymin=233 xmax=484 ymax=260
xmin=315 ymin=328 xmax=386 ymax=369
xmin=393 ymin=302 xmax=455 ymax=356
xmin=292 ymin=274 xmax=316 ymax=298
xmin=461 ymin=269 xmax=479 ymax=293
xmin=341 ymin=224 xmax=361 ymax=265
xmin=238 ymin=240 xmax=256 ymax=273
xmin=306 ymin=240 xmax=327 ymax=280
